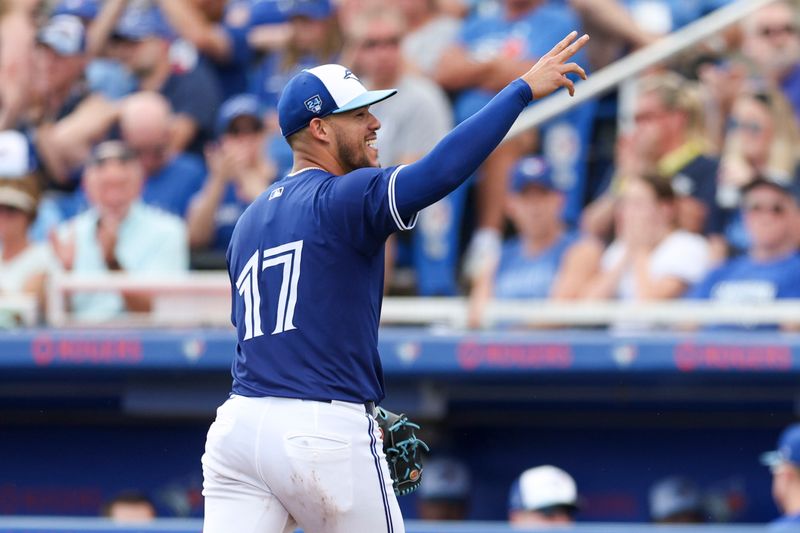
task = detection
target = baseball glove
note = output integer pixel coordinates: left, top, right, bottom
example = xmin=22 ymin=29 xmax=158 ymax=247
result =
xmin=375 ymin=407 xmax=429 ymax=496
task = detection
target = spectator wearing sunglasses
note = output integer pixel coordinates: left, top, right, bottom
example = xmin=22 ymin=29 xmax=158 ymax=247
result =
xmin=119 ymin=91 xmax=207 ymax=217
xmin=187 ymin=94 xmax=275 ymax=264
xmin=711 ymin=88 xmax=800 ymax=259
xmin=687 ymin=176 xmax=800 ymax=330
xmin=741 ymin=1 xmax=800 ymax=122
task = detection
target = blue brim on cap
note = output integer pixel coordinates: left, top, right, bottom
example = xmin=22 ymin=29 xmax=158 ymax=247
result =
xmin=332 ymin=89 xmax=397 ymax=114
xmin=761 ymin=450 xmax=786 ymax=467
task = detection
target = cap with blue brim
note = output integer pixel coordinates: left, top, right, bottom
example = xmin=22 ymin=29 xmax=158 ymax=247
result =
xmin=761 ymin=423 xmax=800 ymax=467
xmin=277 ymin=64 xmax=396 ymax=138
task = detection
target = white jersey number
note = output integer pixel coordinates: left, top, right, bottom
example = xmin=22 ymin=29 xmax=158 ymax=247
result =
xmin=236 ymin=240 xmax=304 ymax=340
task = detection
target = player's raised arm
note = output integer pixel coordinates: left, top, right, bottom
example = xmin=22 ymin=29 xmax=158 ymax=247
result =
xmin=393 ymin=32 xmax=589 ymax=218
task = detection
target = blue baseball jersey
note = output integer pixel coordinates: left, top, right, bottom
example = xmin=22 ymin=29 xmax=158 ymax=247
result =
xmin=226 ymin=166 xmax=417 ymax=403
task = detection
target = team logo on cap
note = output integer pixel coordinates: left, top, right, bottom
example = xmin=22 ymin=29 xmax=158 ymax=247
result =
xmin=304 ymin=95 xmax=323 ymax=114
xmin=343 ymin=69 xmax=358 ymax=81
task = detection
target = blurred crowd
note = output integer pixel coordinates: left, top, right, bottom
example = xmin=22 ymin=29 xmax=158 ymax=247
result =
xmin=1 ymin=0 xmax=800 ymax=325
xmin=419 ymin=423 xmax=800 ymax=527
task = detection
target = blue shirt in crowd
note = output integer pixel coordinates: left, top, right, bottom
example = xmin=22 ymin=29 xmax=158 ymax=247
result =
xmin=687 ymin=251 xmax=800 ymax=328
xmin=141 ymin=154 xmax=207 ymax=217
xmin=494 ymin=232 xmax=577 ymax=299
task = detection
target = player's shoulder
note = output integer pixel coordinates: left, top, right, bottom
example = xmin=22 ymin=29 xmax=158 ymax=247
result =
xmin=326 ymin=165 xmax=402 ymax=192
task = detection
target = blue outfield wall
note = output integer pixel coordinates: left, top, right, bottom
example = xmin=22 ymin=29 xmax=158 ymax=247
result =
xmin=0 ymin=327 xmax=798 ymax=375
xmin=0 ymin=518 xmax=778 ymax=533
xmin=0 ymin=328 xmax=795 ymax=523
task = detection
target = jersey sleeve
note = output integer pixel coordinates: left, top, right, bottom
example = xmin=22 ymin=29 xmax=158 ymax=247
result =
xmin=324 ymin=166 xmax=419 ymax=254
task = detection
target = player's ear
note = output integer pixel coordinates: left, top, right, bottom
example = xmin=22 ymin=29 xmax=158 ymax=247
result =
xmin=308 ymin=117 xmax=331 ymax=143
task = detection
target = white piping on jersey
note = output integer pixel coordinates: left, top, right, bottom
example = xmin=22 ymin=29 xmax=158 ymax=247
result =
xmin=388 ymin=164 xmax=419 ymax=231
xmin=287 ymin=166 xmax=325 ymax=177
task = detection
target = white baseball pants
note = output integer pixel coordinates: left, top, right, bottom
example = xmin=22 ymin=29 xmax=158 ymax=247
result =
xmin=202 ymin=395 xmax=404 ymax=533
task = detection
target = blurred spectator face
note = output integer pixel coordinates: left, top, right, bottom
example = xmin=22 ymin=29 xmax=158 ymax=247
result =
xmin=632 ymin=90 xmax=686 ymax=162
xmin=619 ymin=178 xmax=674 ymax=234
xmin=120 ymin=92 xmax=173 ymax=176
xmin=772 ymin=463 xmax=800 ymax=514
xmin=355 ymin=17 xmax=403 ymax=86
xmin=35 ymin=45 xmax=85 ymax=95
xmin=190 ymin=0 xmax=226 ymax=21
xmin=121 ymin=38 xmax=167 ymax=78
xmin=729 ymin=95 xmax=774 ymax=166
xmin=743 ymin=184 xmax=799 ymax=252
xmin=85 ymin=156 xmax=144 ymax=220
xmin=0 ymin=203 xmax=31 ymax=244
xmin=418 ymin=500 xmax=468 ymax=521
xmin=397 ymin=0 xmax=431 ymax=20
xmin=107 ymin=500 xmax=156 ymax=523
xmin=222 ymin=115 xmax=266 ymax=165
xmin=507 ymin=185 xmax=563 ymax=240
xmin=510 ymin=508 xmax=573 ymax=525
xmin=504 ymin=0 xmax=541 ymax=14
xmin=291 ymin=16 xmax=331 ymax=53
xmin=743 ymin=2 xmax=800 ymax=78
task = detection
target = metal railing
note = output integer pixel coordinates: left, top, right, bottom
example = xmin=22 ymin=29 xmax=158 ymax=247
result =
xmin=43 ymin=271 xmax=800 ymax=329
xmin=0 ymin=517 xmax=776 ymax=533
xmin=505 ymin=0 xmax=779 ymax=138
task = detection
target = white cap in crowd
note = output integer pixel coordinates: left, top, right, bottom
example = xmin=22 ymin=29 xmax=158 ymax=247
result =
xmin=509 ymin=465 xmax=578 ymax=512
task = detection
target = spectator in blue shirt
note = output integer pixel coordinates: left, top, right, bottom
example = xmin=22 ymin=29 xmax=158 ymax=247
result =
xmin=152 ymin=0 xmax=256 ymax=99
xmin=688 ymin=176 xmax=800 ymax=329
xmin=712 ymin=88 xmax=800 ymax=259
xmin=251 ymin=0 xmax=342 ymax=179
xmin=742 ymin=1 xmax=800 ymax=123
xmin=111 ymin=5 xmax=222 ymax=156
xmin=435 ymin=0 xmax=595 ymax=279
xmin=468 ymin=156 xmax=585 ymax=328
xmin=761 ymin=423 xmax=800 ymax=529
xmin=119 ymin=91 xmax=207 ymax=217
xmin=187 ymin=94 xmax=275 ymax=259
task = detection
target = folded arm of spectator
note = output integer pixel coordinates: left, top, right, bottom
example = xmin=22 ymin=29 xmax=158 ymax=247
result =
xmin=154 ymin=0 xmax=233 ymax=63
xmin=0 ymin=3 xmax=35 ymax=129
xmin=466 ymin=258 xmax=500 ymax=329
xmin=631 ymin=250 xmax=689 ymax=300
xmin=581 ymin=248 xmax=628 ymax=300
xmin=187 ymin=146 xmax=232 ymax=250
xmin=550 ymin=238 xmax=604 ymax=299
xmin=35 ymin=95 xmax=119 ymax=184
xmin=435 ymin=46 xmax=533 ymax=94
xmin=569 ymin=0 xmax=660 ymax=49
xmin=580 ymin=194 xmax=616 ymax=241
xmin=85 ymin=0 xmax=128 ymax=57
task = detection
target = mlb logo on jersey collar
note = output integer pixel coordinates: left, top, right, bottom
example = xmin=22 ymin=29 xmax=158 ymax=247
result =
xmin=277 ymin=63 xmax=397 ymax=138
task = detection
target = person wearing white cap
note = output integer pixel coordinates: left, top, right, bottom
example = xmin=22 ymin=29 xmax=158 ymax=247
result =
xmin=0 ymin=130 xmax=52 ymax=326
xmin=508 ymin=465 xmax=579 ymax=525
xmin=202 ymin=30 xmax=588 ymax=533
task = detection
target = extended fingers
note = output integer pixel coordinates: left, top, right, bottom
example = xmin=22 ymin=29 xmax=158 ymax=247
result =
xmin=544 ymin=31 xmax=578 ymax=59
xmin=556 ymin=34 xmax=590 ymax=62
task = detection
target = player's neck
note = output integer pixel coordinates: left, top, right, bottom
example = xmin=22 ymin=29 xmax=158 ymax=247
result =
xmin=290 ymin=155 xmax=344 ymax=176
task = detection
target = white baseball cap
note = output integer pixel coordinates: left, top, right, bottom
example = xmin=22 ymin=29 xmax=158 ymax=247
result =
xmin=509 ymin=465 xmax=578 ymax=512
xmin=0 ymin=130 xmax=33 ymax=178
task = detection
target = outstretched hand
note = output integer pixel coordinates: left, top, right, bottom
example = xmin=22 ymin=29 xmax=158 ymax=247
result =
xmin=522 ymin=31 xmax=589 ymax=99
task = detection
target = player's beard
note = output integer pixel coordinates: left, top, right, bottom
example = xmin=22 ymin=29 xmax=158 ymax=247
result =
xmin=331 ymin=123 xmax=376 ymax=172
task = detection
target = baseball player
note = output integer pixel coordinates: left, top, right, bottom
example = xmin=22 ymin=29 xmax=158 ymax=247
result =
xmin=201 ymin=31 xmax=589 ymax=533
